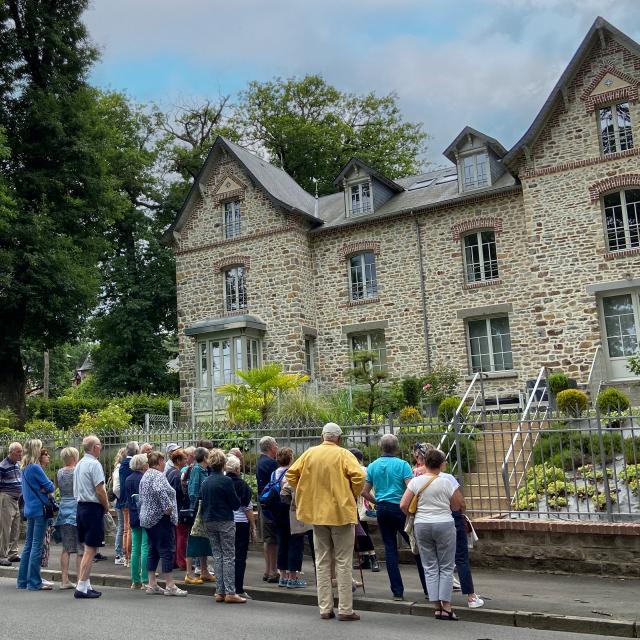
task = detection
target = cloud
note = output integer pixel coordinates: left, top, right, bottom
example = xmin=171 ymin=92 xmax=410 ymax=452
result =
xmin=84 ymin=0 xmax=640 ymax=164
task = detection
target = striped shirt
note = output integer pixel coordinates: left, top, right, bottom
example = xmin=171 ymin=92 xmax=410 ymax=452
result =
xmin=0 ymin=457 xmax=21 ymax=499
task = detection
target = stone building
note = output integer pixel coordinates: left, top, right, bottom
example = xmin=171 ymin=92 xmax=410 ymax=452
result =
xmin=165 ymin=17 xmax=640 ymax=418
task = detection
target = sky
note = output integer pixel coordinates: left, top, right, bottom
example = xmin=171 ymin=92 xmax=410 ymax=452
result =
xmin=84 ymin=0 xmax=640 ymax=169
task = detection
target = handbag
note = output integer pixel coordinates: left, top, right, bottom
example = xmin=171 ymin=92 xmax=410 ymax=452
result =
xmin=23 ymin=469 xmax=59 ymax=520
xmin=190 ymin=501 xmax=207 ymax=538
xmin=178 ymin=508 xmax=195 ymax=526
xmin=404 ymin=475 xmax=437 ymax=554
xmin=103 ymin=511 xmax=116 ymax=535
xmin=464 ymin=514 xmax=479 ymax=549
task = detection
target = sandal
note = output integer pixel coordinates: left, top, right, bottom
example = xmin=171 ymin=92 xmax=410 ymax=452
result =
xmin=434 ymin=608 xmax=443 ymax=619
xmin=440 ymin=609 xmax=458 ymax=621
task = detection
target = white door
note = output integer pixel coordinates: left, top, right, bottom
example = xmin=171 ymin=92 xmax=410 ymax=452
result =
xmin=600 ymin=291 xmax=640 ymax=379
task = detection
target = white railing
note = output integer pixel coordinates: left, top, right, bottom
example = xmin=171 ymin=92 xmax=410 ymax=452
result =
xmin=501 ymin=367 xmax=549 ymax=504
xmin=587 ymin=345 xmax=606 ymax=406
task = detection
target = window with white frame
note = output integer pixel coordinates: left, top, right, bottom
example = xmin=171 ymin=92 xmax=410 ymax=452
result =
xmin=462 ymin=152 xmax=490 ymax=190
xmin=599 ymin=102 xmax=634 ymax=155
xmin=224 ymin=200 xmax=241 ymax=239
xmin=224 ymin=266 xmax=247 ymax=312
xmin=463 ymin=230 xmax=499 ymax=283
xmin=349 ymin=252 xmax=378 ymax=300
xmin=604 ymin=189 xmax=640 ymax=252
xmin=467 ymin=316 xmax=513 ymax=373
xmin=198 ymin=335 xmax=261 ymax=388
xmin=350 ymin=181 xmax=372 ymax=216
xmin=304 ymin=337 xmax=316 ymax=378
xmin=351 ymin=330 xmax=387 ymax=371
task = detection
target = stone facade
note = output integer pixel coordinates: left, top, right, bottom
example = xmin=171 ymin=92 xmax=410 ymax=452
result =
xmin=170 ymin=19 xmax=640 ymax=417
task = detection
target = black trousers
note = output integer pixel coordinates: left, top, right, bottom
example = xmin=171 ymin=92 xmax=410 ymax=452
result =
xmin=234 ymin=521 xmax=250 ymax=593
xmin=146 ymin=515 xmax=175 ymax=574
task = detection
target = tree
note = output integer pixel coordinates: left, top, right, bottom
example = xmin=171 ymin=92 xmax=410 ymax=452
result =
xmin=217 ymin=363 xmax=309 ymax=424
xmin=233 ymin=75 xmax=428 ymax=195
xmin=90 ymin=92 xmax=178 ymax=395
xmin=346 ymin=351 xmax=388 ymax=424
xmin=0 ymin=1 xmax=116 ymax=423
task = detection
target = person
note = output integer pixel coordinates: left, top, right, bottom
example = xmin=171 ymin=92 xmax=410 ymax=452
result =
xmin=17 ymin=439 xmax=55 ymax=591
xmin=225 ymin=453 xmax=256 ymax=599
xmin=118 ymin=441 xmax=139 ymax=570
xmin=166 ymin=448 xmax=188 ymax=570
xmin=111 ymin=447 xmax=126 ymax=566
xmin=0 ymin=442 xmax=23 ymax=567
xmin=400 ymin=448 xmax=464 ymax=621
xmin=140 ymin=443 xmax=154 ymax=455
xmin=362 ymin=434 xmax=427 ymax=601
xmin=200 ymin=449 xmax=244 ymax=603
xmin=185 ymin=446 xmax=213 ymax=584
xmin=164 ymin=443 xmax=179 ymax=477
xmin=124 ymin=453 xmax=149 ymax=589
xmin=139 ymin=451 xmax=186 ymax=596
xmin=55 ymin=447 xmax=83 ymax=590
xmin=286 ymin=423 xmax=365 ymax=622
xmin=271 ymin=447 xmax=306 ymax=588
xmin=348 ymin=448 xmax=379 ymax=572
xmin=413 ymin=442 xmax=483 ymax=608
xmin=73 ymin=435 xmax=109 ymax=599
xmin=256 ymin=435 xmax=278 ymax=583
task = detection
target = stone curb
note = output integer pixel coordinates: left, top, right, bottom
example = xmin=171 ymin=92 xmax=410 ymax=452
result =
xmin=0 ymin=567 xmax=636 ymax=637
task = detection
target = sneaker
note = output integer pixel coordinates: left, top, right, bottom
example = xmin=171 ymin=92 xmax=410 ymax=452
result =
xmin=145 ymin=584 xmax=165 ymax=595
xmin=164 ymin=585 xmax=188 ymax=597
xmin=194 ymin=567 xmax=201 ymax=575
xmin=94 ymin=553 xmax=107 ymax=562
xmin=74 ymin=588 xmax=100 ymax=599
xmin=0 ymin=559 xmax=12 ymax=567
xmin=239 ymin=591 xmax=253 ymax=600
xmin=287 ymin=578 xmax=307 ymax=589
xmin=392 ymin=595 xmax=404 ymax=601
xmin=41 ymin=579 xmax=54 ymax=587
xmin=8 ymin=555 xmax=21 ymax=563
xmin=266 ymin=574 xmax=280 ymax=583
xmin=452 ymin=576 xmax=461 ymax=591
xmin=468 ymin=596 xmax=484 ymax=609
xmin=114 ymin=556 xmax=125 ymax=566
xmin=278 ymin=577 xmax=288 ymax=587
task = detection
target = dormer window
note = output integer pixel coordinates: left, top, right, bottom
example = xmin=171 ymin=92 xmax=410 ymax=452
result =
xmin=462 ymin=152 xmax=489 ymax=190
xmin=599 ymin=102 xmax=633 ymax=155
xmin=350 ymin=181 xmax=372 ymax=216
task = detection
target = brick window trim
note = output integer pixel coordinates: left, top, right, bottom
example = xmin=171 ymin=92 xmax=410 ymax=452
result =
xmin=581 ymin=65 xmax=640 ymax=113
xmin=211 ymin=189 xmax=245 ymax=207
xmin=340 ymin=240 xmax=381 ymax=260
xmin=451 ymin=217 xmax=503 ymax=242
xmin=589 ymin=174 xmax=640 ymax=202
xmin=463 ymin=278 xmax=502 ymax=290
xmin=604 ymin=247 xmax=640 ymax=261
xmin=209 ymin=168 xmax=247 ymax=207
xmin=346 ymin=297 xmax=380 ymax=308
xmin=214 ymin=255 xmax=251 ymax=272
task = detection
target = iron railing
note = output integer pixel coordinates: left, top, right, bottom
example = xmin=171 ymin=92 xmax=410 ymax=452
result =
xmin=587 ymin=345 xmax=607 ymax=406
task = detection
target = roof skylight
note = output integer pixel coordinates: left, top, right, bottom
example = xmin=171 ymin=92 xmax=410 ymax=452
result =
xmin=436 ymin=174 xmax=458 ymax=185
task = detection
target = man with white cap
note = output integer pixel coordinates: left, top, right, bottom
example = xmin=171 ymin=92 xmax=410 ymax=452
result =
xmin=286 ymin=422 xmax=365 ymax=621
xmin=164 ymin=443 xmax=179 ymax=477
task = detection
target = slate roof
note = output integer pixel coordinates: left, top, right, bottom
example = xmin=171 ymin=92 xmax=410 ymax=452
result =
xmin=443 ymin=126 xmax=508 ymax=163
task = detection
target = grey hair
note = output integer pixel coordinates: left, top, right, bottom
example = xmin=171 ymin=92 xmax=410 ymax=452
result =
xmin=194 ymin=446 xmax=209 ymax=463
xmin=322 ymin=432 xmax=340 ymax=442
xmin=8 ymin=442 xmax=22 ymax=454
xmin=259 ymin=436 xmax=277 ymax=453
xmin=82 ymin=435 xmax=100 ymax=453
xmin=126 ymin=441 xmax=140 ymax=456
xmin=129 ymin=453 xmax=148 ymax=471
xmin=380 ymin=434 xmax=399 ymax=455
xmin=225 ymin=454 xmax=241 ymax=474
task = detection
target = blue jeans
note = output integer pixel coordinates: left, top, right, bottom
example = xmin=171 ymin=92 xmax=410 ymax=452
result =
xmin=453 ymin=511 xmax=474 ymax=594
xmin=17 ymin=516 xmax=47 ymax=590
xmin=376 ymin=502 xmax=427 ymax=597
xmin=115 ymin=507 xmax=124 ymax=556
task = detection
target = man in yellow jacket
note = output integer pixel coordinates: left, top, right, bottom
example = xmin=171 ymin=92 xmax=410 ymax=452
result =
xmin=286 ymin=423 xmax=365 ymax=621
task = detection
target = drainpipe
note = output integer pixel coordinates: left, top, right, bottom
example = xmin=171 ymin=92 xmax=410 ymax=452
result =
xmin=412 ymin=210 xmax=432 ymax=373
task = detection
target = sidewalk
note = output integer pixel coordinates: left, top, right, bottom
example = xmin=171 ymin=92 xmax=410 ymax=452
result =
xmin=1 ymin=544 xmax=637 ymax=637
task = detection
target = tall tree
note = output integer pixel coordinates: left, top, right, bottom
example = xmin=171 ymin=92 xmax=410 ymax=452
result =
xmin=233 ymin=74 xmax=428 ymax=195
xmin=0 ymin=1 xmax=116 ymax=422
xmin=90 ymin=93 xmax=178 ymax=395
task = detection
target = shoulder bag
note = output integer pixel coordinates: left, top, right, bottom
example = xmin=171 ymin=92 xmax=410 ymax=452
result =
xmin=23 ymin=469 xmax=59 ymax=520
xmin=403 ymin=475 xmax=437 ymax=554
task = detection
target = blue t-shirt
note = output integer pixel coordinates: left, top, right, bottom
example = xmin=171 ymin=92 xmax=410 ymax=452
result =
xmin=366 ymin=456 xmax=412 ymax=504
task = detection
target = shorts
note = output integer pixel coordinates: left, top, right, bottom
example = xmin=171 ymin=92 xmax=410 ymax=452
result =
xmin=262 ymin=515 xmax=277 ymax=545
xmin=76 ymin=502 xmax=105 ymax=549
xmin=60 ymin=524 xmax=84 ymax=555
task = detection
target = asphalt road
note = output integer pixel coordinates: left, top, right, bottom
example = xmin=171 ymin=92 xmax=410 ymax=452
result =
xmin=0 ymin=578 xmax=615 ymax=640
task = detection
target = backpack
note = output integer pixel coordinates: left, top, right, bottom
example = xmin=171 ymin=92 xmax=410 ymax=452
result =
xmin=259 ymin=468 xmax=287 ymax=515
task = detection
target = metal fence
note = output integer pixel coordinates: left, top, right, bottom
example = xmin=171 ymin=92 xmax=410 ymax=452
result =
xmin=2 ymin=410 xmax=638 ymax=523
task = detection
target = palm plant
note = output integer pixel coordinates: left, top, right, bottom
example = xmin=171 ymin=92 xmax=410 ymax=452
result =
xmin=216 ymin=363 xmax=309 ymax=424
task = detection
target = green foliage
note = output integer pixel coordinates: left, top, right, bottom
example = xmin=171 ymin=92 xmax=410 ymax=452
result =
xmin=596 ymin=387 xmax=631 ymax=414
xmin=397 ymin=425 xmax=476 ymax=472
xmin=401 ymin=377 xmax=422 ymax=409
xmin=217 ymin=363 xmax=308 ymax=424
xmin=274 ymin=388 xmax=331 ymax=424
xmin=592 ymin=491 xmax=617 ymax=511
xmin=548 ymin=371 xmax=570 ymax=395
xmin=346 ymin=351 xmax=388 ymax=424
xmin=63 ymin=375 xmax=101 ymax=399
xmin=233 ymin=74 xmax=427 ymax=196
xmin=399 ymin=406 xmax=422 ymax=424
xmin=438 ymin=396 xmax=469 ymax=423
xmin=626 ymin=353 xmax=640 ymax=377
xmin=547 ymin=496 xmax=568 ymax=509
xmin=421 ymin=362 xmax=461 ymax=406
xmin=623 ymin=436 xmax=640 ymax=464
xmin=556 ymin=389 xmax=589 ymax=417
xmin=24 ymin=419 xmax=57 ymax=435
xmin=76 ymin=403 xmax=132 ymax=434
xmin=0 ymin=407 xmax=18 ymax=430
xmin=322 ymin=389 xmax=360 ymax=425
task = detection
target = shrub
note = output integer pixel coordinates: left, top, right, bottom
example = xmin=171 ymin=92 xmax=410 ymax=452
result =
xmin=0 ymin=407 xmax=19 ymax=430
xmin=596 ymin=387 xmax=631 ymax=414
xmin=273 ymin=388 xmax=330 ymax=424
xmin=399 ymin=406 xmax=422 ymax=424
xmin=623 ymin=436 xmax=640 ymax=464
xmin=401 ymin=377 xmax=423 ymax=408
xmin=548 ymin=372 xmax=570 ymax=395
xmin=438 ymin=396 xmax=469 ymax=423
xmin=421 ymin=362 xmax=460 ymax=406
xmin=75 ymin=403 xmax=132 ymax=434
xmin=24 ymin=419 xmax=57 ymax=435
xmin=556 ymin=389 xmax=588 ymax=417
